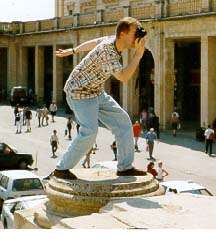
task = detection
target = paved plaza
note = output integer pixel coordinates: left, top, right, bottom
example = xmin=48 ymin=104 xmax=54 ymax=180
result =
xmin=0 ymin=104 xmax=215 ymax=196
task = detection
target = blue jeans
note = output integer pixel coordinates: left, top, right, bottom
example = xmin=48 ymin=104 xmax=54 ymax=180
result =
xmin=56 ymin=92 xmax=134 ymax=172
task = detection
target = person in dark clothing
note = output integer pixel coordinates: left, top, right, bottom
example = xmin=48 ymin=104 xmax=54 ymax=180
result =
xmin=76 ymin=124 xmax=80 ymax=134
xmin=111 ymin=141 xmax=117 ymax=161
xmin=152 ymin=113 xmax=160 ymax=139
xmin=204 ymin=125 xmax=215 ymax=156
xmin=147 ymin=162 xmax=158 ymax=178
xmin=67 ymin=117 xmax=73 ymax=140
xmin=14 ymin=104 xmax=19 ymax=126
xmin=25 ymin=107 xmax=32 ymax=132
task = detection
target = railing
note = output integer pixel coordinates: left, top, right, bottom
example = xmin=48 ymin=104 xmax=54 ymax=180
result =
xmin=168 ymin=0 xmax=202 ymax=17
xmin=0 ymin=22 xmax=12 ymax=33
xmin=130 ymin=2 xmax=156 ymax=19
xmin=79 ymin=12 xmax=96 ymax=25
xmin=103 ymin=7 xmax=124 ymax=23
xmin=0 ymin=0 xmax=216 ymax=35
xmin=24 ymin=21 xmax=37 ymax=33
xmin=59 ymin=16 xmax=73 ymax=29
xmin=40 ymin=19 xmax=55 ymax=31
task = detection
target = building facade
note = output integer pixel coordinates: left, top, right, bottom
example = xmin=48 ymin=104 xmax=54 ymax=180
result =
xmin=0 ymin=0 xmax=216 ymax=128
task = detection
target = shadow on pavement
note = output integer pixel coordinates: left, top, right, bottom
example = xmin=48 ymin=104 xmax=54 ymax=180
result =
xmin=152 ymin=130 xmax=215 ymax=153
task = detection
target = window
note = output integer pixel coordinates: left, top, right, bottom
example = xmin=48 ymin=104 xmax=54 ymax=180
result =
xmin=12 ymin=178 xmax=43 ymax=191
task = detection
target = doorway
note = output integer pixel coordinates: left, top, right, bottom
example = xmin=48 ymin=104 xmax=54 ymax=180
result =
xmin=174 ymin=41 xmax=200 ymax=125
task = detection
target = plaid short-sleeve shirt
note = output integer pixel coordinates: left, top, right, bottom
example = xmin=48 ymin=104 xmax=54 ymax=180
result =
xmin=64 ymin=36 xmax=123 ymax=99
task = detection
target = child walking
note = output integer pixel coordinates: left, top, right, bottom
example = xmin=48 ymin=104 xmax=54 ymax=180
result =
xmin=82 ymin=147 xmax=94 ymax=168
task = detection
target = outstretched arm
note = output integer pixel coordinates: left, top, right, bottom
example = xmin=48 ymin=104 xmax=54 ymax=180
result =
xmin=56 ymin=36 xmax=112 ymax=57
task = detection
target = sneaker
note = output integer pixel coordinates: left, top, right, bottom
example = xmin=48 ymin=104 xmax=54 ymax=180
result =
xmin=53 ymin=169 xmax=77 ymax=180
xmin=117 ymin=168 xmax=147 ymax=176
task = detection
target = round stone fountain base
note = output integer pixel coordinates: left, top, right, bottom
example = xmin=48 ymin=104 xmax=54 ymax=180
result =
xmin=45 ymin=169 xmax=163 ymax=217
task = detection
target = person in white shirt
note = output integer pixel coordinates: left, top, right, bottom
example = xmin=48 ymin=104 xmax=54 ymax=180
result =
xmin=15 ymin=112 xmax=22 ymax=134
xmin=204 ymin=125 xmax=215 ymax=156
xmin=50 ymin=130 xmax=59 ymax=158
xmin=156 ymin=161 xmax=168 ymax=182
xmin=49 ymin=102 xmax=58 ymax=123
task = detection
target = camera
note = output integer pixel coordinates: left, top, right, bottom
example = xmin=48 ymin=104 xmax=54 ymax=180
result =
xmin=135 ymin=26 xmax=147 ymax=39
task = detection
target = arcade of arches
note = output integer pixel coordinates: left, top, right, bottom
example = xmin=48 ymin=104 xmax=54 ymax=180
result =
xmin=1 ymin=19 xmax=216 ymax=128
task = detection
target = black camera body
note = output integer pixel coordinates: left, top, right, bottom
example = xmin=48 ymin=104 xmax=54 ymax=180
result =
xmin=135 ymin=26 xmax=147 ymax=39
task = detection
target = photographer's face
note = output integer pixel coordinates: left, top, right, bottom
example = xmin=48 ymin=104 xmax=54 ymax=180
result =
xmin=121 ymin=24 xmax=137 ymax=49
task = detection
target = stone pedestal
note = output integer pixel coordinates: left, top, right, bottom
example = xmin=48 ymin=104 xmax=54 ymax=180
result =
xmin=14 ymin=168 xmax=164 ymax=229
xmin=45 ymin=169 xmax=161 ymax=217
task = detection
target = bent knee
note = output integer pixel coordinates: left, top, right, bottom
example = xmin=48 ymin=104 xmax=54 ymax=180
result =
xmin=80 ymin=126 xmax=98 ymax=138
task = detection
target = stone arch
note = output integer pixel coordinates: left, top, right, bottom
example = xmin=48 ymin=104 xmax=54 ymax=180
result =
xmin=136 ymin=48 xmax=155 ymax=113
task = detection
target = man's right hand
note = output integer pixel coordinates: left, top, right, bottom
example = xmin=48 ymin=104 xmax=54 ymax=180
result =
xmin=56 ymin=49 xmax=73 ymax=58
xmin=134 ymin=37 xmax=146 ymax=59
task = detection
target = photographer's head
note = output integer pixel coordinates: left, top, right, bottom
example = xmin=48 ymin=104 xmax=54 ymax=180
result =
xmin=115 ymin=17 xmax=146 ymax=50
xmin=116 ymin=17 xmax=141 ymax=49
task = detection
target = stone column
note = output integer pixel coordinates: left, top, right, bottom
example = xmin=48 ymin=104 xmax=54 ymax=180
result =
xmin=7 ymin=44 xmax=17 ymax=92
xmin=201 ymin=36 xmax=216 ymax=127
xmin=162 ymin=38 xmax=175 ymax=128
xmin=55 ymin=0 xmax=65 ymax=17
xmin=53 ymin=45 xmax=64 ymax=104
xmin=36 ymin=21 xmax=41 ymax=32
xmin=96 ymin=0 xmax=104 ymax=23
xmin=153 ymin=30 xmax=164 ymax=127
xmin=122 ymin=51 xmax=129 ymax=112
xmin=35 ymin=45 xmax=44 ymax=103
xmin=201 ymin=0 xmax=210 ymax=12
xmin=163 ymin=0 xmax=169 ymax=17
xmin=54 ymin=17 xmax=59 ymax=30
xmin=120 ymin=0 xmax=130 ymax=17
xmin=121 ymin=0 xmax=130 ymax=113
xmin=73 ymin=1 xmax=80 ymax=27
xmin=155 ymin=0 xmax=163 ymax=18
xmin=17 ymin=47 xmax=28 ymax=87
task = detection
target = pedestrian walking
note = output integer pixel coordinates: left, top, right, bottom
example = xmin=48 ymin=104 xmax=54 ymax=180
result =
xmin=147 ymin=162 xmax=158 ymax=178
xmin=15 ymin=111 xmax=22 ymax=134
xmin=22 ymin=107 xmax=26 ymax=126
xmin=14 ymin=104 xmax=19 ymax=126
xmin=204 ymin=125 xmax=215 ymax=156
xmin=156 ymin=161 xmax=168 ymax=182
xmin=50 ymin=130 xmax=59 ymax=158
xmin=52 ymin=17 xmax=147 ymax=180
xmin=140 ymin=109 xmax=148 ymax=131
xmin=25 ymin=107 xmax=32 ymax=132
xmin=171 ymin=111 xmax=180 ymax=137
xmin=82 ymin=147 xmax=94 ymax=168
xmin=42 ymin=105 xmax=49 ymax=126
xmin=66 ymin=117 xmax=74 ymax=140
xmin=111 ymin=141 xmax=117 ymax=161
xmin=36 ymin=107 xmax=43 ymax=127
xmin=145 ymin=128 xmax=157 ymax=160
xmin=133 ymin=121 xmax=142 ymax=152
xmin=49 ymin=102 xmax=58 ymax=123
xmin=150 ymin=112 xmax=160 ymax=139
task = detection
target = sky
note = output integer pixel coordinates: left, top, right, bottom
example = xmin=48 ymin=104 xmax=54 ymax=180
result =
xmin=0 ymin=0 xmax=55 ymax=22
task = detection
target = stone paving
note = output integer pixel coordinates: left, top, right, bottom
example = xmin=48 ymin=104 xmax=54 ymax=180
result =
xmin=0 ymin=104 xmax=215 ymax=196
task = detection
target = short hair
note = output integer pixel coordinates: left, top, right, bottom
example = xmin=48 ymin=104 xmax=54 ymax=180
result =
xmin=116 ymin=17 xmax=140 ymax=39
